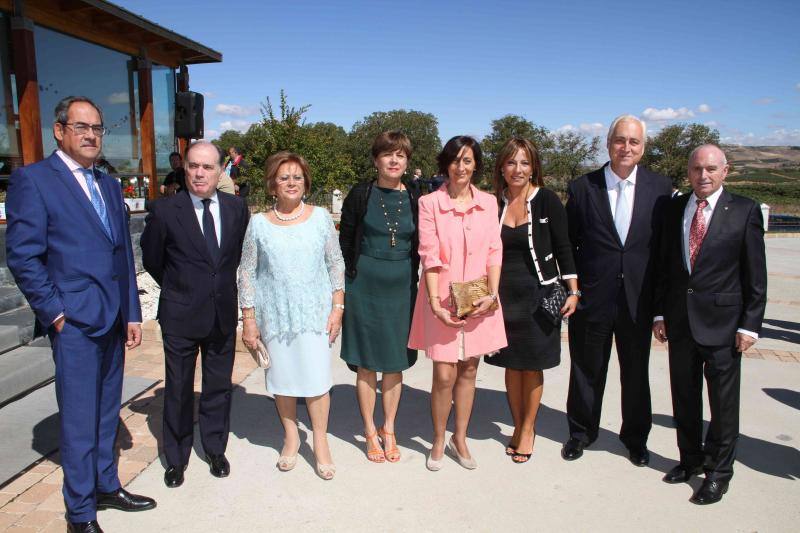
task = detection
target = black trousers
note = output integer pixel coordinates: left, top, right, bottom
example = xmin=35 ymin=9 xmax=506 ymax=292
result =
xmin=667 ymin=323 xmax=741 ymax=483
xmin=566 ymin=288 xmax=653 ymax=448
xmin=161 ymin=319 xmax=236 ymax=467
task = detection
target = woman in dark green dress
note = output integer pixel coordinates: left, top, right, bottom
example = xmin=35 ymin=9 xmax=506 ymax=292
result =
xmin=339 ymin=131 xmax=420 ymax=463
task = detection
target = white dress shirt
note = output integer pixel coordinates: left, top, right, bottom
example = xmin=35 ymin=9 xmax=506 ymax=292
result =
xmin=654 ymin=186 xmax=757 ymax=339
xmin=56 ymin=150 xmax=106 ymax=208
xmin=188 ymin=191 xmax=222 ymax=246
xmin=604 ymin=163 xmax=638 ymax=234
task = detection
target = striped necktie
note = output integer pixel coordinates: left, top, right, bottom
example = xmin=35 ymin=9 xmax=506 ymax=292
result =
xmin=81 ymin=168 xmax=112 ymax=239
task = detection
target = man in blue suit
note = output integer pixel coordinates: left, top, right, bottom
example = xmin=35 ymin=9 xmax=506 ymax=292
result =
xmin=6 ymin=96 xmax=155 ymax=533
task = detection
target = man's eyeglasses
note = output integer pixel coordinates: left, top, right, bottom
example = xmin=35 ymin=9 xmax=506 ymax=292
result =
xmin=60 ymin=122 xmax=108 ymax=137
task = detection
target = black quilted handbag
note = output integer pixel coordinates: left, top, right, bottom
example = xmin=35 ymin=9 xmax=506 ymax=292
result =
xmin=539 ymin=281 xmax=567 ymax=325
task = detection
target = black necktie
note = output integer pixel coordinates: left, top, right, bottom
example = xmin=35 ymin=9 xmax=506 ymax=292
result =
xmin=202 ymin=198 xmax=220 ymax=263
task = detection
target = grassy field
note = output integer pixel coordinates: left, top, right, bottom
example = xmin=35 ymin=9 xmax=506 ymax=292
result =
xmin=718 ymin=167 xmax=800 ymax=214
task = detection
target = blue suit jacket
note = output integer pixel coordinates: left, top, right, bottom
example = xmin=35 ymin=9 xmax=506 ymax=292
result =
xmin=5 ymin=152 xmax=141 ymax=337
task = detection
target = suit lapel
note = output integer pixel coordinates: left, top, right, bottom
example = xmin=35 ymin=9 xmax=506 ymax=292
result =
xmin=626 ymin=169 xmax=651 ymax=249
xmin=218 ymin=193 xmax=237 ymax=260
xmin=586 ymin=166 xmax=620 ymax=246
xmin=673 ymin=194 xmax=691 ymax=275
xmin=693 ymin=190 xmax=732 ymax=273
xmin=48 ymin=154 xmax=112 ymax=242
xmin=175 ymin=191 xmax=215 ymax=265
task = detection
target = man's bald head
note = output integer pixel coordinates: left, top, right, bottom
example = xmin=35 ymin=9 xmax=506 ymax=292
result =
xmin=688 ymin=144 xmax=729 ymax=199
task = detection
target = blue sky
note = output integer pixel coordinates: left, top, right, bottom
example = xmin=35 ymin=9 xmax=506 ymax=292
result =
xmin=117 ymin=0 xmax=800 ymax=146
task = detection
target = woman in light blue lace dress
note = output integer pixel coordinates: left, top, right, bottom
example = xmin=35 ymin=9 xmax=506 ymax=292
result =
xmin=238 ymin=152 xmax=345 ymax=480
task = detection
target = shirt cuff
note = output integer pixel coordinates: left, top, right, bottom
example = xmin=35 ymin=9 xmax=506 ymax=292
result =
xmin=562 ymin=274 xmax=578 ymax=280
xmin=737 ymin=328 xmax=758 ymax=340
xmin=51 ymin=313 xmax=64 ymax=325
xmin=653 ymin=316 xmax=664 ymax=323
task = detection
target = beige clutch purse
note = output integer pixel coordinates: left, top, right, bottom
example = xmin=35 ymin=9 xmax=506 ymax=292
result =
xmin=449 ymin=275 xmax=498 ymax=318
xmin=248 ymin=339 xmax=271 ymax=369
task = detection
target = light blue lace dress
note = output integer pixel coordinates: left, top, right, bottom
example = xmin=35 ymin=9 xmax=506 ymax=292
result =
xmin=238 ymin=207 xmax=345 ymax=397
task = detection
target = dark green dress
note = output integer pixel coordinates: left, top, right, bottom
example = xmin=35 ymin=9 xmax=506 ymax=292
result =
xmin=341 ymin=187 xmax=417 ymax=372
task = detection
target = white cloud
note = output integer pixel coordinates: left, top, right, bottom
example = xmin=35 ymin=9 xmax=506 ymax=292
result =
xmin=219 ymin=120 xmax=251 ymax=133
xmin=754 ymin=97 xmax=775 ymax=105
xmin=721 ymin=128 xmax=800 ymax=146
xmin=203 ymin=129 xmax=220 ymax=140
xmin=557 ymin=122 xmax=605 ymax=136
xmin=215 ymin=104 xmax=258 ymax=117
xmin=107 ymin=92 xmax=128 ymax=105
xmin=795 ymin=83 xmax=800 ymax=91
xmin=204 ymin=91 xmax=217 ymax=99
xmin=641 ymin=107 xmax=695 ymax=122
xmin=704 ymin=121 xmax=719 ymax=128
xmin=697 ymin=103 xmax=711 ymax=113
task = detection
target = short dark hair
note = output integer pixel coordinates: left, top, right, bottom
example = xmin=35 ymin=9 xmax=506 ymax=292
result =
xmin=168 ymin=151 xmax=182 ymax=160
xmin=437 ymin=135 xmax=483 ymax=178
xmin=229 ymin=146 xmax=241 ymax=155
xmin=370 ymin=131 xmax=412 ymax=161
xmin=54 ymin=96 xmax=104 ymax=125
xmin=185 ymin=141 xmax=225 ymax=166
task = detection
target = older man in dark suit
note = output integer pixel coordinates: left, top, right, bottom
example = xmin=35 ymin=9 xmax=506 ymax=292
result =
xmin=141 ymin=141 xmax=249 ymax=488
xmin=653 ymin=144 xmax=766 ymax=504
xmin=563 ymin=115 xmax=672 ymax=466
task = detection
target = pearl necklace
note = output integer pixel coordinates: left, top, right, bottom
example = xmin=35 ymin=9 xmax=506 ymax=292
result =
xmin=273 ymin=201 xmax=305 ymax=221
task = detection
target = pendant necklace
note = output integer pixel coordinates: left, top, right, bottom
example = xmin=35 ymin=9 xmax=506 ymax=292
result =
xmin=274 ymin=200 xmax=305 ymax=221
xmin=377 ymin=188 xmax=403 ymax=247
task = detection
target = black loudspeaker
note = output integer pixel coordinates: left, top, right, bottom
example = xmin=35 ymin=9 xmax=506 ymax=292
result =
xmin=175 ymin=91 xmax=204 ymax=139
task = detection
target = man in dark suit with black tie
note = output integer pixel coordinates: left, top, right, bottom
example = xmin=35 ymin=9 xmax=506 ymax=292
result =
xmin=141 ymin=141 xmax=249 ymax=488
xmin=653 ymin=144 xmax=766 ymax=504
xmin=563 ymin=115 xmax=672 ymax=466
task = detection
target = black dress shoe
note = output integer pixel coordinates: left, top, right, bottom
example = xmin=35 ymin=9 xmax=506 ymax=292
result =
xmin=628 ymin=446 xmax=650 ymax=467
xmin=67 ymin=520 xmax=104 ymax=533
xmin=561 ymin=438 xmax=586 ymax=461
xmin=206 ymin=453 xmax=230 ymax=478
xmin=96 ymin=487 xmax=156 ymax=512
xmin=164 ymin=465 xmax=186 ymax=488
xmin=690 ymin=479 xmax=729 ymax=505
xmin=663 ymin=464 xmax=704 ymax=484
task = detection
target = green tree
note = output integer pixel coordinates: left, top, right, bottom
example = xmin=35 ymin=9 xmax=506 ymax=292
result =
xmin=214 ymin=130 xmax=245 ymax=155
xmin=641 ymin=123 xmax=721 ymax=188
xmin=480 ymin=115 xmax=553 ymax=187
xmin=348 ymin=110 xmax=441 ymax=180
xmin=547 ymin=132 xmax=601 ymax=194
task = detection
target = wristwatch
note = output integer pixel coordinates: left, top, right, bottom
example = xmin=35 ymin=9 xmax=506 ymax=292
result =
xmin=567 ymin=290 xmax=582 ymax=297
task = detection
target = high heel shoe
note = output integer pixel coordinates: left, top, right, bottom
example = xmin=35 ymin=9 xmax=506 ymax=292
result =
xmin=276 ymin=454 xmax=298 ymax=472
xmin=316 ymin=462 xmax=336 ymax=480
xmin=426 ymin=452 xmax=443 ymax=471
xmin=364 ymin=430 xmax=385 ymax=463
xmin=377 ymin=428 xmax=401 ymax=463
xmin=446 ymin=437 xmax=477 ymax=470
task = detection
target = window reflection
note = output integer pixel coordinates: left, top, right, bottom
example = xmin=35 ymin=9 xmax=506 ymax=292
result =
xmin=152 ymin=65 xmax=176 ymax=176
xmin=0 ymin=12 xmax=21 ymax=176
xmin=34 ymin=24 xmax=140 ymax=173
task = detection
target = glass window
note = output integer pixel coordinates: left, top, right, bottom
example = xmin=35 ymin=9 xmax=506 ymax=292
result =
xmin=34 ymin=25 xmax=140 ymax=174
xmin=152 ymin=65 xmax=176 ymax=177
xmin=0 ymin=12 xmax=21 ymax=177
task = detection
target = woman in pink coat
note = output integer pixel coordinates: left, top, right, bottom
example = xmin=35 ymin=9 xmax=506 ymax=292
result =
xmin=408 ymin=135 xmax=507 ymax=471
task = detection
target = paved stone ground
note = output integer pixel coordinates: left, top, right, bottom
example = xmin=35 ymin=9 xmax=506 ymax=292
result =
xmin=1 ymin=238 xmax=798 ymax=532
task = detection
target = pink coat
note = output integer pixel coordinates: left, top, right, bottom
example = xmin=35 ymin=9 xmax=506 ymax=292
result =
xmin=408 ymin=186 xmax=508 ymax=362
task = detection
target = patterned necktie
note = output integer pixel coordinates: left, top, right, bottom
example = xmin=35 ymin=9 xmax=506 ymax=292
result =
xmin=81 ymin=168 xmax=112 ymax=239
xmin=614 ymin=179 xmax=632 ymax=244
xmin=689 ymin=198 xmax=709 ymax=268
xmin=202 ymin=198 xmax=220 ymax=263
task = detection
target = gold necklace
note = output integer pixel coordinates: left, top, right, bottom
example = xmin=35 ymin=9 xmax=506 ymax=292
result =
xmin=377 ymin=188 xmax=403 ymax=247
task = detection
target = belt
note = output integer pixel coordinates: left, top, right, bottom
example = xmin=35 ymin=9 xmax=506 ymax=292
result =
xmin=360 ymin=244 xmax=411 ymax=261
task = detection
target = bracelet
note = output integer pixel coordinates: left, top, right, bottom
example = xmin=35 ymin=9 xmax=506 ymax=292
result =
xmin=243 ymin=317 xmax=256 ymax=322
xmin=567 ymin=290 xmax=582 ymax=297
xmin=428 ymin=294 xmax=439 ymax=303
xmin=333 ymin=303 xmax=345 ymax=311
xmin=242 ymin=311 xmax=255 ymax=319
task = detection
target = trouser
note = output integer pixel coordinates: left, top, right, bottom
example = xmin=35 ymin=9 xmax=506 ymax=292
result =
xmin=667 ymin=326 xmax=741 ymax=483
xmin=566 ymin=289 xmax=653 ymax=448
xmin=51 ymin=317 xmax=125 ymax=523
xmin=161 ymin=318 xmax=236 ymax=467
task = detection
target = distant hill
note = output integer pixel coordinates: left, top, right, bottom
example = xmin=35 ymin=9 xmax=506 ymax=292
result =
xmin=723 ymin=145 xmax=800 ymax=171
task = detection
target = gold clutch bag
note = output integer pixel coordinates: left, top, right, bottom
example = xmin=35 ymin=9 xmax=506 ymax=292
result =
xmin=449 ymin=275 xmax=498 ymax=318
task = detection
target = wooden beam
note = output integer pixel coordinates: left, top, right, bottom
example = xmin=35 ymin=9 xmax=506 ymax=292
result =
xmin=136 ymin=58 xmax=157 ymax=200
xmin=11 ymin=16 xmax=44 ymax=165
